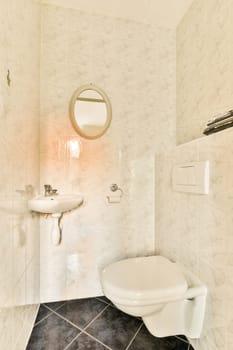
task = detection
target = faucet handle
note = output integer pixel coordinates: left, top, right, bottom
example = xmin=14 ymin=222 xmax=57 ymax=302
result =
xmin=44 ymin=184 xmax=52 ymax=190
xmin=44 ymin=184 xmax=53 ymax=196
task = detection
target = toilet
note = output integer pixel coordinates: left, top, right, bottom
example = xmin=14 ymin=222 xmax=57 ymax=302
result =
xmin=101 ymin=255 xmax=207 ymax=339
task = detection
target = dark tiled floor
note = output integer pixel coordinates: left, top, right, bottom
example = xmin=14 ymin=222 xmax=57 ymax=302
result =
xmin=27 ymin=297 xmax=194 ymax=350
xmin=34 ymin=305 xmax=52 ymax=324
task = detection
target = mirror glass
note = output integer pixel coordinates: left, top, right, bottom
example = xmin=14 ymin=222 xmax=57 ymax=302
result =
xmin=70 ymin=85 xmax=112 ymax=139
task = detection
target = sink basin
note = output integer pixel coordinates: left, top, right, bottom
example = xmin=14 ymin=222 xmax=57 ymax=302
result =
xmin=28 ymin=194 xmax=84 ymax=214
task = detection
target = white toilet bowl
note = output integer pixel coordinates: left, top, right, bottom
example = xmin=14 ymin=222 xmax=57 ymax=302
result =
xmin=101 ymin=255 xmax=207 ymax=339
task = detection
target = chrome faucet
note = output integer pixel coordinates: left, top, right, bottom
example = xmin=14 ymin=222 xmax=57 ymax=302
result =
xmin=44 ymin=184 xmax=58 ymax=196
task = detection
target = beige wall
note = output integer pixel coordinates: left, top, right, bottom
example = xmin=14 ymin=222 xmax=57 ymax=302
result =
xmin=41 ymin=0 xmax=193 ymax=28
xmin=0 ymin=0 xmax=40 ymax=349
xmin=39 ymin=4 xmax=176 ymax=302
xmin=157 ymin=0 xmax=233 ymax=349
xmin=176 ymin=0 xmax=233 ymax=144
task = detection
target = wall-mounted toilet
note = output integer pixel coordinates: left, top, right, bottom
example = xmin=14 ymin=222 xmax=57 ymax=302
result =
xmin=101 ymin=255 xmax=207 ymax=339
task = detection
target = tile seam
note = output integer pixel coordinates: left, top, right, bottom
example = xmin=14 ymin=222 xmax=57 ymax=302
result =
xmin=81 ymin=330 xmax=113 ymax=350
xmin=125 ymin=322 xmax=143 ymax=350
xmin=47 ymin=309 xmax=84 ymax=331
xmin=95 ymin=296 xmax=111 ymax=305
xmin=43 ymin=301 xmax=67 ymax=312
xmin=34 ymin=311 xmax=52 ymax=327
xmin=175 ymin=335 xmax=190 ymax=344
xmin=63 ymin=332 xmax=83 ymax=350
xmin=82 ymin=304 xmax=110 ymax=331
xmin=49 ymin=303 xmax=109 ymax=332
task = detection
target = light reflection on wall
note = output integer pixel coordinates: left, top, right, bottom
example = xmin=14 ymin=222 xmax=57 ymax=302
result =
xmin=68 ymin=139 xmax=81 ymax=159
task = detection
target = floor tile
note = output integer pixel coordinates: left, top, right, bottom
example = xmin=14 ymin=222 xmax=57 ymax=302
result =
xmin=175 ymin=335 xmax=189 ymax=344
xmin=86 ymin=305 xmax=142 ymax=350
xmin=66 ymin=333 xmax=109 ymax=350
xmin=96 ymin=296 xmax=111 ymax=305
xmin=27 ymin=298 xmax=193 ymax=350
xmin=56 ymin=298 xmax=107 ymax=329
xmin=35 ymin=305 xmax=51 ymax=324
xmin=128 ymin=325 xmax=189 ymax=350
xmin=26 ymin=313 xmax=80 ymax=350
xmin=44 ymin=300 xmax=66 ymax=311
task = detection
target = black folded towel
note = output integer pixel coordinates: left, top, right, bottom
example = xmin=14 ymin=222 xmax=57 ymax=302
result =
xmin=207 ymin=109 xmax=233 ymax=126
xmin=203 ymin=120 xmax=233 ymax=135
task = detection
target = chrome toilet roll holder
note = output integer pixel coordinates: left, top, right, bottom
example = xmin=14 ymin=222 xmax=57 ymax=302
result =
xmin=106 ymin=184 xmax=123 ymax=204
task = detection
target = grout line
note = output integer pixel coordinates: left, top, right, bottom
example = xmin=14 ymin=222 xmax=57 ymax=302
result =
xmin=63 ymin=332 xmax=83 ymax=350
xmin=49 ymin=309 xmax=84 ymax=331
xmin=175 ymin=335 xmax=190 ymax=344
xmin=34 ymin=302 xmax=67 ymax=327
xmin=106 ymin=303 xmax=116 ymax=310
xmin=34 ymin=305 xmax=53 ymax=327
xmin=81 ymin=330 xmax=113 ymax=350
xmin=63 ymin=305 xmax=111 ymax=350
xmin=95 ymin=297 xmax=116 ymax=310
xmin=43 ymin=301 xmax=67 ymax=312
xmin=125 ymin=322 xmax=143 ymax=350
xmin=82 ymin=304 xmax=110 ymax=332
xmin=95 ymin=296 xmax=111 ymax=305
xmin=34 ymin=312 xmax=52 ymax=326
xmin=49 ymin=303 xmax=109 ymax=333
xmin=54 ymin=302 xmax=67 ymax=311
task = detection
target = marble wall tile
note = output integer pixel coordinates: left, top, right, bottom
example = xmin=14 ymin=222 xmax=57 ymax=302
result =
xmin=0 ymin=0 xmax=40 ymax=349
xmin=177 ymin=0 xmax=233 ymax=144
xmin=156 ymin=131 xmax=233 ymax=350
xmin=0 ymin=307 xmax=13 ymax=349
xmin=157 ymin=2 xmax=233 ymax=348
xmin=13 ymin=304 xmax=39 ymax=350
xmin=40 ymin=4 xmax=176 ymax=302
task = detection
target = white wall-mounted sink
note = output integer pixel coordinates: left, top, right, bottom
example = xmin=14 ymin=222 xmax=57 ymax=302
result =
xmin=28 ymin=194 xmax=83 ymax=214
xmin=28 ymin=194 xmax=84 ymax=246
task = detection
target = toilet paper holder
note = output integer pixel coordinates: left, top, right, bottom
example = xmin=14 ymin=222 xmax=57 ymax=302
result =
xmin=106 ymin=184 xmax=123 ymax=204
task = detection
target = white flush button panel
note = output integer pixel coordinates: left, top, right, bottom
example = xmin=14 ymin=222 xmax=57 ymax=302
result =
xmin=172 ymin=161 xmax=209 ymax=194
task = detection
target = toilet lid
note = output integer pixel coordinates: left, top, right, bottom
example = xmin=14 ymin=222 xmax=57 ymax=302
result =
xmin=102 ymin=256 xmax=188 ymax=301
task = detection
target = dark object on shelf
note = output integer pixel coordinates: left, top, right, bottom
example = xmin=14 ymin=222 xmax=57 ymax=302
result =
xmin=207 ymin=109 xmax=233 ymax=126
xmin=203 ymin=120 xmax=233 ymax=135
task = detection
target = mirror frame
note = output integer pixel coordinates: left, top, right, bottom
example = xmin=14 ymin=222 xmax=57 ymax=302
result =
xmin=69 ymin=84 xmax=112 ymax=140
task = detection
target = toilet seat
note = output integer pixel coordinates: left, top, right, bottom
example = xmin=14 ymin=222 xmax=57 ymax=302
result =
xmin=102 ymin=256 xmax=188 ymax=303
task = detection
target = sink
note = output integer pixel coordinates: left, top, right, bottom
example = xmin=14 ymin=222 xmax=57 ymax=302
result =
xmin=28 ymin=194 xmax=84 ymax=214
xmin=28 ymin=194 xmax=84 ymax=246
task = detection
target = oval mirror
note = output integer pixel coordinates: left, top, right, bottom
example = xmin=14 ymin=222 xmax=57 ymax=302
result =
xmin=69 ymin=84 xmax=112 ymax=139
